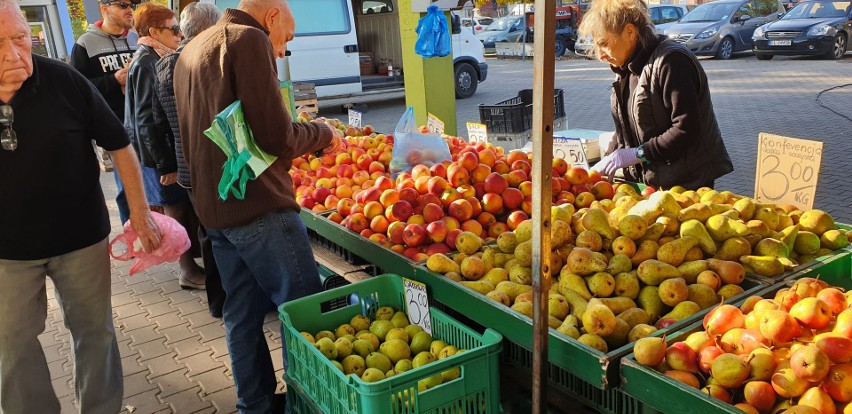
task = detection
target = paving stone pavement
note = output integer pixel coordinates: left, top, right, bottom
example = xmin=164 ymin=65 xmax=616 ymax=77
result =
xmin=39 ymin=53 xmax=852 ymax=414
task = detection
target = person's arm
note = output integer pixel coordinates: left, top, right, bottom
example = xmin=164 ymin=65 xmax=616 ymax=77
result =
xmin=232 ymin=30 xmax=334 ymax=158
xmin=110 ymin=145 xmax=162 ymax=252
xmin=70 ymin=43 xmax=125 ymax=99
xmin=130 ymin=56 xmax=178 ymax=177
xmin=642 ymin=52 xmax=703 ymax=161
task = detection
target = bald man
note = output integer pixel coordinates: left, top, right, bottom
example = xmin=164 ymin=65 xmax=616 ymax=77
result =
xmin=174 ymin=0 xmax=341 ymax=412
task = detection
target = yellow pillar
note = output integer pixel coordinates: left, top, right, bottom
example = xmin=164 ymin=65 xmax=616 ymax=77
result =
xmin=396 ymin=0 xmax=457 ymax=135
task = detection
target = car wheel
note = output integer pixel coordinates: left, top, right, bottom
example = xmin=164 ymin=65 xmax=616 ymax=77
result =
xmin=755 ymin=53 xmax=774 ymax=60
xmin=715 ymin=37 xmax=734 ymax=60
xmin=555 ymin=37 xmax=566 ymax=57
xmin=454 ymin=62 xmax=478 ymax=99
xmin=826 ymin=33 xmax=847 ymax=60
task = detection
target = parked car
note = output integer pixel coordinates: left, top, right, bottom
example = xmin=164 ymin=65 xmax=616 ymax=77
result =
xmin=664 ymin=0 xmax=787 ymax=59
xmin=752 ymin=0 xmax=851 ymax=59
xmin=574 ymin=4 xmax=695 ymax=56
xmin=460 ymin=16 xmax=495 ymax=35
xmin=475 ymin=16 xmax=525 ymax=48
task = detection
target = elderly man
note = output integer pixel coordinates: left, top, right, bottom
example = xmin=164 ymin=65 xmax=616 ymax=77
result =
xmin=0 ymin=1 xmax=160 ymax=413
xmin=174 ymin=0 xmax=342 ymax=411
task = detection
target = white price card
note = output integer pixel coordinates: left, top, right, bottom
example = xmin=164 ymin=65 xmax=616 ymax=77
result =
xmin=754 ymin=133 xmax=823 ymax=210
xmin=466 ymin=122 xmax=488 ymax=144
xmin=427 ymin=113 xmax=444 ymax=135
xmin=348 ymin=109 xmax=362 ymax=128
xmin=553 ymin=136 xmax=589 ymax=169
xmin=403 ymin=278 xmax=432 ymax=335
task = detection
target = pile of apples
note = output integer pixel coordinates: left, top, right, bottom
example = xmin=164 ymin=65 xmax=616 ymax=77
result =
xmin=633 ymin=277 xmax=852 ymax=414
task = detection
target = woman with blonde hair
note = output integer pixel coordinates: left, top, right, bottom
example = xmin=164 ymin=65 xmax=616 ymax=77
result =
xmin=581 ymin=0 xmax=733 ymax=190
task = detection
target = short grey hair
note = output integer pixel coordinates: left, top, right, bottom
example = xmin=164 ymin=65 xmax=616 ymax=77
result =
xmin=0 ymin=0 xmax=25 ymax=23
xmin=180 ymin=2 xmax=221 ymax=39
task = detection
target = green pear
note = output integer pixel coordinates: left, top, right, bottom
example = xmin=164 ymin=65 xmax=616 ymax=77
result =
xmin=705 ymin=215 xmax=749 ymax=242
xmin=714 ymin=237 xmax=752 ymax=261
xmin=581 ymin=208 xmax=618 ymax=240
xmin=680 ymin=219 xmax=717 ymax=255
xmin=585 ymin=272 xmax=615 ymax=297
xmin=607 ymin=254 xmax=633 ymax=275
xmin=677 ymin=260 xmax=708 ymax=284
xmin=656 ymin=236 xmax=699 ymax=267
xmin=558 ymin=269 xmax=592 ymax=300
xmin=740 ymin=255 xmax=785 ymax=277
xmin=617 ymin=307 xmax=650 ymax=328
xmin=793 ymin=231 xmax=820 ymax=255
xmin=798 ymin=209 xmax=836 ymax=235
xmin=582 ymin=299 xmax=617 ymax=336
xmin=637 ymin=259 xmax=682 ymax=286
xmin=754 ymin=238 xmax=789 ymax=258
xmin=687 ymin=283 xmax=718 ymax=310
xmin=820 ymin=229 xmax=850 ymax=250
xmin=661 ymin=300 xmax=701 ymax=321
xmin=678 ymin=203 xmax=713 ymax=223
xmin=628 ymin=324 xmax=658 ymax=342
xmin=637 ymin=286 xmax=668 ymax=321
xmin=658 ymin=277 xmax=689 ymax=307
xmin=613 ymin=272 xmax=640 ymax=299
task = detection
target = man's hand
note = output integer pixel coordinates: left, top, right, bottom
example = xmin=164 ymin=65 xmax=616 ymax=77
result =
xmin=323 ymin=125 xmax=344 ymax=155
xmin=593 ymin=147 xmax=641 ymax=180
xmin=160 ymin=172 xmax=177 ymax=186
xmin=129 ymin=210 xmax=162 ymax=253
xmin=115 ymin=68 xmax=128 ymax=87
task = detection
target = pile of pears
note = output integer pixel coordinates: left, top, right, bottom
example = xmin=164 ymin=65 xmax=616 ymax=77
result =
xmin=426 ymin=185 xmax=850 ymax=354
xmin=300 ymin=306 xmax=465 ymax=391
xmin=633 ymin=277 xmax=852 ymax=414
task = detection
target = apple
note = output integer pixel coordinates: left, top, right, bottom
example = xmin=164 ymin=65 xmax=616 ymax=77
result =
xmin=445 ymin=228 xmax=463 ymax=250
xmin=402 ymin=247 xmax=421 ymax=260
xmin=565 ymin=166 xmax=589 ymax=185
xmin=471 ymin=163 xmax=492 ymax=184
xmin=419 ymin=193 xmax=441 ymax=209
xmin=422 ymin=203 xmax=444 ymax=223
xmin=493 ymin=160 xmax=511 ymax=174
xmin=442 ymin=216 xmax=460 ymax=232
xmin=483 ymin=172 xmax=508 ymax=194
xmin=323 ymin=195 xmax=340 ymax=210
xmin=511 ymin=160 xmax=531 ymax=176
xmin=350 ymin=203 xmax=365 ymax=216
xmin=641 ymin=186 xmax=657 ymax=197
xmin=379 ymin=189 xmax=400 ymax=208
xmin=406 ymin=149 xmax=423 ymax=166
xmin=335 ymin=152 xmax=352 ymax=165
xmin=429 ymin=162 xmax=448 ymax=179
xmin=352 ymin=170 xmax=370 ymax=186
xmin=414 ymin=176 xmax=431 ymax=194
xmin=407 ymin=214 xmax=426 ymax=225
xmin=466 ymin=197 xmax=483 ymax=218
xmin=461 ymin=219 xmax=483 ymax=237
xmin=327 ymin=212 xmax=343 ymax=224
xmin=425 ymin=242 xmax=451 ymax=256
xmin=427 ymin=176 xmax=450 ymax=196
xmin=298 ymin=195 xmax=316 ymax=209
xmin=346 ymin=213 xmax=369 ymax=233
xmin=502 ymin=187 xmax=523 ymax=210
xmin=448 ymin=199 xmax=474 ymax=222
xmin=389 ymin=201 xmax=413 ymax=223
xmin=488 ymin=222 xmax=509 ymax=238
xmin=458 ymin=151 xmax=479 ymax=171
xmin=519 ymin=181 xmax=533 ymax=198
xmin=399 ymin=187 xmax=419 ymax=206
xmin=411 ymin=164 xmax=431 ymax=180
xmin=590 ymin=181 xmax=615 ymax=200
xmin=457 ymin=184 xmax=476 ymax=199
xmin=312 ymin=187 xmax=332 ymax=204
xmin=440 ymin=188 xmax=462 ymax=208
xmin=506 ymin=211 xmax=528 ymax=231
xmin=370 ymin=215 xmax=390 ymax=233
xmin=447 ymin=165 xmax=471 ymax=187
xmin=374 ymin=176 xmax=394 ymax=191
xmin=473 ymin=183 xmax=486 ymax=199
xmin=403 ymin=223 xmax=428 ymax=247
xmin=521 ymin=196 xmax=533 ymax=215
xmin=506 ymin=170 xmax=528 ymax=188
xmin=552 ymin=158 xmax=569 ymax=176
xmin=363 ymin=201 xmax=385 ymax=220
xmin=426 ymin=221 xmax=449 ymax=243
xmin=478 ymin=149 xmax=497 ymax=168
xmin=387 ymin=221 xmax=406 ymax=245
xmin=481 ymin=193 xmax=503 ymax=214
xmin=574 ymin=192 xmax=596 ymax=209
xmin=505 ymin=149 xmax=527 ymax=166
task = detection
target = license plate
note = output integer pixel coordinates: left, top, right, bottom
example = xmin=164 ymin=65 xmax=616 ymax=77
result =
xmin=769 ymin=40 xmax=792 ymax=46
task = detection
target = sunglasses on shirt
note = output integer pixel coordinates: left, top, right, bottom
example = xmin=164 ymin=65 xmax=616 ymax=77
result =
xmin=0 ymin=105 xmax=17 ymax=151
xmin=157 ymin=25 xmax=182 ymax=36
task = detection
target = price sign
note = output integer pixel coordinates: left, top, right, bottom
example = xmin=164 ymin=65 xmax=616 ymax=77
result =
xmin=466 ymin=122 xmax=488 ymax=144
xmin=427 ymin=113 xmax=444 ymax=135
xmin=754 ymin=133 xmax=823 ymax=210
xmin=348 ymin=109 xmax=362 ymax=128
xmin=553 ymin=137 xmax=589 ymax=169
xmin=402 ymin=278 xmax=432 ymax=335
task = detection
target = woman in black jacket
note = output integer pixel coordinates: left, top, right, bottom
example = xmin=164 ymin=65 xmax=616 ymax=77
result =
xmin=580 ymin=0 xmax=733 ymax=190
xmin=125 ymin=2 xmax=205 ymax=288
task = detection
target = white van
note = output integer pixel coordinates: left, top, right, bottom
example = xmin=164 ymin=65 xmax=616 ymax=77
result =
xmin=212 ymin=0 xmax=488 ymax=99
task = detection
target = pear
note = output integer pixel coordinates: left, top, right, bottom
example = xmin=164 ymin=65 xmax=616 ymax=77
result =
xmin=613 ymin=272 xmax=640 ymax=299
xmin=618 ymin=215 xmax=648 ymax=240
xmin=585 ymin=272 xmax=615 ymax=297
xmin=607 ymin=254 xmax=633 ymax=275
xmin=597 ymin=297 xmax=637 ymax=314
xmin=754 ymin=238 xmax=789 ymax=258
xmin=637 ymin=222 xmax=665 ymax=243
xmin=705 ymin=215 xmax=749 ymax=242
xmin=460 ymin=256 xmax=487 ymax=280
xmin=630 ymin=240 xmax=660 ymax=266
xmin=740 ymin=255 xmax=785 ymax=277
xmin=514 ymin=240 xmax=532 ymax=267
xmin=558 ymin=269 xmax=592 ymax=300
xmin=426 ymin=253 xmax=460 ymax=274
xmin=714 ymin=237 xmax=752 ymax=261
xmin=511 ymin=301 xmax=533 ymax=318
xmin=656 ymin=214 xmax=681 ymax=237
xmin=514 ymin=220 xmax=533 ymax=243
xmin=700 ymin=190 xmax=726 ymax=204
xmin=820 ymin=229 xmax=850 ymax=250
xmin=684 ymin=246 xmax=704 ymax=262
xmin=577 ymin=334 xmax=608 ymax=353
xmin=455 ymin=231 xmax=483 ymax=255
xmin=459 ymin=280 xmax=494 ymax=295
xmin=711 ymin=353 xmax=750 ymax=388
xmin=566 ymin=248 xmax=608 ymax=276
xmin=656 ymin=236 xmax=699 ymax=267
xmin=551 ymin=219 xmax=574 ymax=247
xmin=707 ymin=203 xmax=733 ymax=215
xmin=717 ymin=284 xmax=745 ymax=300
xmin=678 ymin=203 xmax=713 ymax=222
xmin=561 ymin=288 xmax=589 ymax=320
xmin=637 ymin=259 xmax=682 ymax=286
xmin=582 ymin=208 xmax=618 ymax=240
xmin=617 ymin=307 xmax=651 ymax=328
xmin=753 ymin=207 xmax=781 ymax=231
xmin=576 ymin=230 xmax=604 ymax=252
xmin=658 ymin=278 xmax=689 ymax=307
xmin=687 ymin=284 xmax=718 ymax=310
xmin=495 ymin=281 xmax=532 ymax=302
xmin=634 ymin=336 xmax=668 ymax=367
xmin=638 ymin=286 xmax=668 ymax=321
xmin=496 ymin=232 xmax=517 ymax=253
xmin=628 ymin=324 xmax=658 ymax=342
xmin=662 ymin=301 xmax=701 ymax=321
xmin=794 ymin=231 xmax=820 ymax=255
xmin=677 ymin=260 xmax=708 ymax=284
xmin=485 ymin=290 xmax=510 ymax=306
xmin=548 ymin=294 xmax=571 ymax=320
xmin=602 ymin=318 xmax=631 ymax=350
xmin=680 ymin=219 xmax=717 ymax=255
xmin=798 ymin=209 xmax=836 ymax=235
xmin=582 ymin=299 xmax=617 ymax=336
xmin=480 ymin=268 xmax=509 ymax=287
xmin=556 ymin=324 xmax=581 ymax=339
xmin=508 ymin=265 xmax=532 ymax=285
xmin=732 ymin=197 xmax=756 ymax=221
xmin=480 ymin=247 xmax=496 ymax=272
xmin=746 ymin=219 xmax=774 ymax=239
xmin=779 ymin=224 xmax=799 ymax=252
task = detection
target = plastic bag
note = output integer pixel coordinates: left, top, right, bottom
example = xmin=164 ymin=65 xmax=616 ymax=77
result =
xmin=389 ymin=107 xmax=452 ymax=175
xmin=415 ymin=5 xmax=452 ymax=58
xmin=109 ymin=212 xmax=191 ymax=276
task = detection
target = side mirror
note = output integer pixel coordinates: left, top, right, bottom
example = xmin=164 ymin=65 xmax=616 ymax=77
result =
xmin=777 ymin=12 xmax=785 ymax=18
xmin=451 ymin=14 xmax=461 ymax=34
xmin=739 ymin=14 xmax=752 ymax=21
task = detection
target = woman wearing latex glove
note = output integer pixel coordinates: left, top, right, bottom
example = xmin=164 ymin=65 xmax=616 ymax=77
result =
xmin=582 ymin=0 xmax=733 ymax=189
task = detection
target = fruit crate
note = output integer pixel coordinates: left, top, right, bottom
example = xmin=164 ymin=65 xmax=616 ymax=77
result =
xmin=488 ymin=117 xmax=567 ymax=152
xmin=784 ymin=247 xmax=852 ymax=285
xmin=410 ymin=265 xmax=768 ymax=390
xmin=478 ymin=89 xmax=566 ymax=134
xmin=279 ymin=274 xmax=503 ymax=414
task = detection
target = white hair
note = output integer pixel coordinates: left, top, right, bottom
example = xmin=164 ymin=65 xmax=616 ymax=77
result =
xmin=180 ymin=2 xmax=221 ymax=39
xmin=0 ymin=0 xmax=25 ymax=23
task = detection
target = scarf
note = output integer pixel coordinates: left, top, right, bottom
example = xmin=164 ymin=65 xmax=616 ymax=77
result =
xmin=137 ymin=36 xmax=175 ymax=58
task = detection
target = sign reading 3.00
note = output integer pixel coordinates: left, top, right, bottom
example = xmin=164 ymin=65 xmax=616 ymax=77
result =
xmin=402 ymin=278 xmax=432 ymax=335
xmin=754 ymin=133 xmax=823 ymax=210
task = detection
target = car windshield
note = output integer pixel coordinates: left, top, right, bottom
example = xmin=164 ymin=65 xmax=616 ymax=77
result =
xmin=680 ymin=2 xmax=739 ymax=22
xmin=484 ymin=17 xmax=519 ymax=31
xmin=782 ymin=1 xmax=851 ymax=18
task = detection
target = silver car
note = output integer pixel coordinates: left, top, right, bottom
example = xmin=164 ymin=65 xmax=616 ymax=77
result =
xmin=574 ymin=4 xmax=694 ymax=57
xmin=664 ymin=0 xmax=787 ymax=59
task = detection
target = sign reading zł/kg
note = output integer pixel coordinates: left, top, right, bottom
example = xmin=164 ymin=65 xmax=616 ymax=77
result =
xmin=348 ymin=109 xmax=362 ymax=128
xmin=754 ymin=133 xmax=823 ymax=210
xmin=427 ymin=113 xmax=444 ymax=135
xmin=402 ymin=278 xmax=432 ymax=335
xmin=466 ymin=122 xmax=487 ymax=144
xmin=553 ymin=136 xmax=589 ymax=170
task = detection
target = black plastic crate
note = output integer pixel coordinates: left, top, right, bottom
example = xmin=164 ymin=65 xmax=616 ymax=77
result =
xmin=307 ymin=228 xmax=369 ymax=266
xmin=478 ymin=89 xmax=566 ymax=134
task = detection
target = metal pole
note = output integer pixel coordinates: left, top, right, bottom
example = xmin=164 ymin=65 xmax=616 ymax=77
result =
xmin=531 ymin=0 xmax=556 ymax=412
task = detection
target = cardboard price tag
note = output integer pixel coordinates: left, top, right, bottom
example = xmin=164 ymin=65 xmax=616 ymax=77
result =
xmin=402 ymin=278 xmax=432 ymax=335
xmin=427 ymin=113 xmax=444 ymax=135
xmin=466 ymin=122 xmax=488 ymax=144
xmin=553 ymin=137 xmax=589 ymax=169
xmin=348 ymin=109 xmax=362 ymax=128
xmin=754 ymin=133 xmax=823 ymax=210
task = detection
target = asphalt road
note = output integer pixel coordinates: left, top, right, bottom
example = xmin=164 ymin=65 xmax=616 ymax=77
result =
xmin=318 ymin=52 xmax=852 ymax=223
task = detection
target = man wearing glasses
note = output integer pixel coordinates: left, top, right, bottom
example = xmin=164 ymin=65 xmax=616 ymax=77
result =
xmin=0 ymin=0 xmax=161 ymax=412
xmin=70 ymin=0 xmax=140 ymax=224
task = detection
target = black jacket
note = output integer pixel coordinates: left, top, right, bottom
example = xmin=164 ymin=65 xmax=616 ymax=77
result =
xmin=125 ymin=45 xmax=176 ymax=176
xmin=155 ymin=45 xmax=190 ymax=188
xmin=610 ymin=36 xmax=733 ymax=189
xmin=69 ymin=23 xmax=137 ymax=121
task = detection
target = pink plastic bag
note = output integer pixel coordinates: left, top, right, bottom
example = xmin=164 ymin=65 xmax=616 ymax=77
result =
xmin=109 ymin=212 xmax=190 ymax=275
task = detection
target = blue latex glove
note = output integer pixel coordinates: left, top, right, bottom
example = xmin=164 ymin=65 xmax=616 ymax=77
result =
xmin=593 ymin=147 xmax=641 ymax=179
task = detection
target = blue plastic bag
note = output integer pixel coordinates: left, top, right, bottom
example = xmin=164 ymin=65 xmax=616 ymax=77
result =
xmin=389 ymin=107 xmax=451 ymax=176
xmin=415 ymin=5 xmax=451 ymax=58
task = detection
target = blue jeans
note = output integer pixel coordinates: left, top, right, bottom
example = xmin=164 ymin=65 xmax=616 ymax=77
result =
xmin=207 ymin=209 xmax=322 ymax=414
xmin=0 ymin=239 xmax=122 ymax=414
xmin=114 ymin=170 xmax=129 ymax=225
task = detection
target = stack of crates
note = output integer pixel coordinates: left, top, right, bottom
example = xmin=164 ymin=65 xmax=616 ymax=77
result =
xmin=478 ymin=89 xmax=566 ymax=151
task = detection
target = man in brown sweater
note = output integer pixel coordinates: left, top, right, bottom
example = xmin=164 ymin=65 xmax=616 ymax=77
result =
xmin=173 ymin=0 xmax=341 ymax=411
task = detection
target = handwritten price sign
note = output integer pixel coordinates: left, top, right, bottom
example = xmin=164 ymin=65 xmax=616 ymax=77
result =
xmin=427 ymin=113 xmax=444 ymax=135
xmin=754 ymin=133 xmax=823 ymax=210
xmin=402 ymin=278 xmax=432 ymax=335
xmin=553 ymin=137 xmax=589 ymax=169
xmin=348 ymin=109 xmax=362 ymax=128
xmin=466 ymin=122 xmax=488 ymax=144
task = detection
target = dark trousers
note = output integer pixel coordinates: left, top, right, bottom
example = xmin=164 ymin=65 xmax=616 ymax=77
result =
xmin=187 ymin=190 xmax=225 ymax=317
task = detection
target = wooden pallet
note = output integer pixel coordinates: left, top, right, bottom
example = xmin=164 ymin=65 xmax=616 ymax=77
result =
xmin=293 ymin=82 xmax=318 ymax=118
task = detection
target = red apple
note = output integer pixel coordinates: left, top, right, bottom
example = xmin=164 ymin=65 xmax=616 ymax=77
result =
xmin=427 ymin=176 xmax=450 ymax=196
xmin=447 ymin=165 xmax=471 ymax=187
xmin=389 ymin=201 xmax=413 ymax=223
xmin=481 ymin=192 xmax=503 ymax=214
xmin=422 ymin=202 xmax=444 ymax=223
xmin=552 ymin=158 xmax=569 ymax=176
xmin=471 ymin=163 xmax=492 ymax=184
xmin=502 ymin=187 xmax=523 ymax=210
xmin=399 ymin=187 xmax=419 ymax=207
xmin=574 ymin=192 xmax=596 ymax=208
xmin=488 ymin=222 xmax=509 ymax=238
xmin=458 ymin=151 xmax=479 ymax=171
xmin=424 ymin=242 xmax=451 ymax=256
xmin=403 ymin=223 xmax=428 ymax=247
xmin=506 ymin=211 xmax=528 ymax=231
xmin=565 ymin=166 xmax=589 ymax=185
xmin=426 ymin=221 xmax=449 ymax=243
xmin=483 ymin=172 xmax=508 ymax=194
xmin=440 ymin=187 xmax=461 ymax=208
xmin=448 ymin=199 xmax=474 ymax=222
xmin=445 ymin=228 xmax=463 ymax=250
xmin=590 ymin=181 xmax=615 ymax=200
xmin=387 ymin=221 xmax=406 ymax=245
xmin=347 ymin=213 xmax=369 ymax=233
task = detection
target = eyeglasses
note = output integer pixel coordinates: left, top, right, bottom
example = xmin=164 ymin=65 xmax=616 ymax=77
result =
xmin=106 ymin=1 xmax=136 ymax=9
xmin=0 ymin=105 xmax=17 ymax=151
xmin=157 ymin=25 xmax=182 ymax=36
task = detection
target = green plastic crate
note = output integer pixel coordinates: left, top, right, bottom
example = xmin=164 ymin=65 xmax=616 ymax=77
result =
xmin=286 ymin=373 xmax=324 ymax=414
xmin=784 ymin=248 xmax=852 ymax=286
xmin=745 ymin=221 xmax=852 ymax=283
xmin=279 ymin=274 xmax=503 ymax=414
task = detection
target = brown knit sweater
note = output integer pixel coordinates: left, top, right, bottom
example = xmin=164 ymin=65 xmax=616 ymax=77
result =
xmin=174 ymin=9 xmax=332 ymax=229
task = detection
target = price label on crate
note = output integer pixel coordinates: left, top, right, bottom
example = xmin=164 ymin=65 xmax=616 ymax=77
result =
xmin=466 ymin=122 xmax=488 ymax=144
xmin=402 ymin=278 xmax=432 ymax=335
xmin=755 ymin=133 xmax=823 ymax=210
xmin=348 ymin=109 xmax=362 ymax=128
xmin=553 ymin=136 xmax=589 ymax=169
xmin=427 ymin=113 xmax=444 ymax=135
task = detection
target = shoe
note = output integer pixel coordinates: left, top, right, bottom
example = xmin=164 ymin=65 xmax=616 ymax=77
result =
xmin=179 ymin=275 xmax=206 ymax=290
